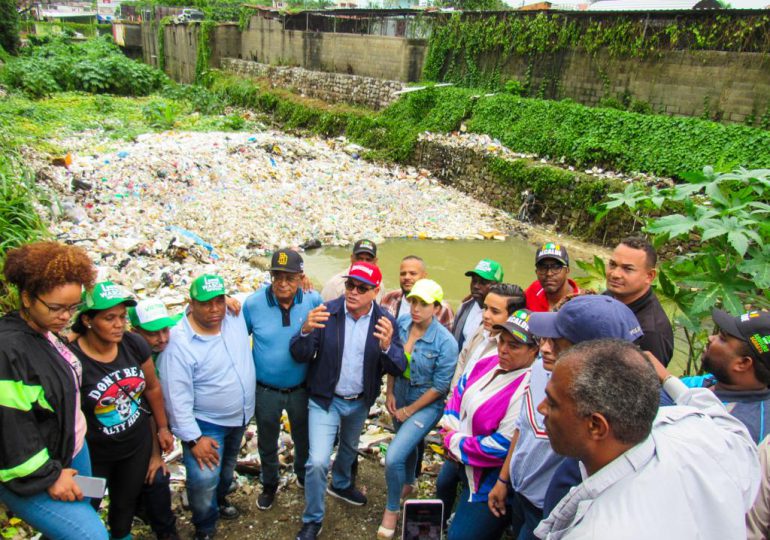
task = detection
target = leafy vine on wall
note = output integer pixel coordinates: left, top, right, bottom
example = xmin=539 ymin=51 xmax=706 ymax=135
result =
xmin=423 ymin=12 xmax=770 ymax=89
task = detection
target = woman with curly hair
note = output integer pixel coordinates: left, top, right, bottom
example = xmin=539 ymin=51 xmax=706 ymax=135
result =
xmin=0 ymin=241 xmax=108 ymax=539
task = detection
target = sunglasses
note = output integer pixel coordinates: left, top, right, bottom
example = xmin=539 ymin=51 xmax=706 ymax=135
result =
xmin=344 ymin=280 xmax=374 ymax=294
xmin=535 ymin=263 xmax=566 ymax=275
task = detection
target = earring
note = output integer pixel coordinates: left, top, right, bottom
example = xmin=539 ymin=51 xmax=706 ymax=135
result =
xmin=86 ymin=324 xmax=92 ymax=329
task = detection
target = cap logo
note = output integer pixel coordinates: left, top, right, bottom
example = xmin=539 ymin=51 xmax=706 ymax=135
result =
xmin=100 ymin=284 xmax=130 ymax=300
xmin=278 ymin=252 xmax=288 ymax=265
xmin=511 ymin=310 xmax=530 ymax=331
xmin=351 ymin=264 xmax=373 ymax=276
xmin=742 ymin=311 xmax=761 ymax=322
xmin=201 ymin=277 xmax=223 ymax=292
xmin=476 ymin=261 xmax=492 ymax=272
xmin=750 ymin=334 xmax=770 ymax=353
xmin=629 ymin=325 xmax=643 ymax=338
xmin=539 ymin=243 xmax=563 ymax=257
xmin=361 ymin=241 xmax=373 ymax=248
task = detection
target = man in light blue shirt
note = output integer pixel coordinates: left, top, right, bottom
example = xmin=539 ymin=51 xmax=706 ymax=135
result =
xmin=243 ymin=249 xmax=322 ymax=511
xmin=159 ymin=274 xmax=255 ymax=540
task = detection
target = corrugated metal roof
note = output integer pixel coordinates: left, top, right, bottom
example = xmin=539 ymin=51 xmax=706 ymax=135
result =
xmin=587 ymin=0 xmax=720 ymax=10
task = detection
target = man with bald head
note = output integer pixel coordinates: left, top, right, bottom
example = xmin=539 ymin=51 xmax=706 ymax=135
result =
xmin=535 ymin=339 xmax=759 ymax=540
xmin=381 ymin=255 xmax=454 ymax=330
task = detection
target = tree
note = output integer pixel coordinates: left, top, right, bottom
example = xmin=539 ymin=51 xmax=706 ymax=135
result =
xmin=0 ymin=0 xmax=20 ymax=54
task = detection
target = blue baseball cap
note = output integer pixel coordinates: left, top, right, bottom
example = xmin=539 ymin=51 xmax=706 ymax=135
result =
xmin=528 ymin=295 xmax=643 ymax=344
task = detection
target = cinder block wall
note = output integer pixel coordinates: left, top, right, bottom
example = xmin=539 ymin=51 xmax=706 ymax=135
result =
xmin=137 ymin=16 xmax=770 ymax=123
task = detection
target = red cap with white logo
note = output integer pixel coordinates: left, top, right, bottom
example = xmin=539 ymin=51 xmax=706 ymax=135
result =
xmin=343 ymin=261 xmax=382 ymax=288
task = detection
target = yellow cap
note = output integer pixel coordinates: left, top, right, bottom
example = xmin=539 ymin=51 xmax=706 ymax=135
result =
xmin=407 ymin=279 xmax=444 ymax=305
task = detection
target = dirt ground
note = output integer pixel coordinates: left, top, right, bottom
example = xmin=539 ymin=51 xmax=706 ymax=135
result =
xmin=133 ymin=457 xmax=440 ymax=540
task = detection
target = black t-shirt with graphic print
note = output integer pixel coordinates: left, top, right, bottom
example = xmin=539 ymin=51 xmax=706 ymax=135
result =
xmin=71 ymin=332 xmax=153 ymax=460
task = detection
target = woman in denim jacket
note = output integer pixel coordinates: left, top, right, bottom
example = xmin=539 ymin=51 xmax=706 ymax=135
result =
xmin=378 ymin=279 xmax=459 ymax=539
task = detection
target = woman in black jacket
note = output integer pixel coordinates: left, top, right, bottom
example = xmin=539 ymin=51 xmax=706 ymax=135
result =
xmin=0 ymin=241 xmax=108 ymax=540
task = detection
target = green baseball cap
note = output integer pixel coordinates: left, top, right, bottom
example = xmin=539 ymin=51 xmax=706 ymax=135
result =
xmin=465 ymin=259 xmax=504 ymax=282
xmin=190 ymin=274 xmax=226 ymax=302
xmin=80 ymin=281 xmax=137 ymax=312
xmin=407 ymin=279 xmax=444 ymax=304
xmin=128 ymin=298 xmax=182 ymax=332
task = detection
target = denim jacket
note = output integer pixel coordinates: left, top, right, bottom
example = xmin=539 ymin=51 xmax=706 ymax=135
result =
xmin=397 ymin=315 xmax=459 ymax=396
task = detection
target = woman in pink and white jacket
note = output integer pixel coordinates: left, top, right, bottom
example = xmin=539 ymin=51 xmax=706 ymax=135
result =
xmin=436 ymin=309 xmax=539 ymax=540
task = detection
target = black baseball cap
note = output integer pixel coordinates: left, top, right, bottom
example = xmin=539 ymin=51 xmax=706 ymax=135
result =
xmin=493 ymin=309 xmax=535 ymax=344
xmin=270 ymin=249 xmax=304 ymax=273
xmin=535 ymin=242 xmax=569 ymax=267
xmin=712 ymin=309 xmax=770 ymax=366
xmin=353 ymin=239 xmax=377 ymax=257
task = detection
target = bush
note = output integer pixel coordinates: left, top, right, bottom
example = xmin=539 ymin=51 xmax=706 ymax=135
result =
xmin=0 ymin=0 xmax=19 ymax=54
xmin=0 ymin=35 xmax=168 ymax=97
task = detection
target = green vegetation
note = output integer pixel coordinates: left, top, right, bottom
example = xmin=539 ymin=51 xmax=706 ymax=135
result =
xmin=0 ymin=145 xmax=51 ymax=312
xmin=423 ymin=12 xmax=770 ymax=89
xmin=0 ymin=0 xmax=20 ymax=54
xmin=121 ymin=0 xmax=244 ymax=22
xmin=205 ymin=77 xmax=770 ymax=179
xmin=589 ymin=167 xmax=770 ymax=374
xmin=1 ymin=35 xmax=167 ymax=98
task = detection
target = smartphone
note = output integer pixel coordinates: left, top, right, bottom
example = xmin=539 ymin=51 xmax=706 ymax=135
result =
xmin=74 ymin=475 xmax=107 ymax=499
xmin=402 ymin=499 xmax=444 ymax=540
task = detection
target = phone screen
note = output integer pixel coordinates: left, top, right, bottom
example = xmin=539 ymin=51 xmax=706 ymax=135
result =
xmin=402 ymin=499 xmax=443 ymax=540
xmin=74 ymin=475 xmax=107 ymax=499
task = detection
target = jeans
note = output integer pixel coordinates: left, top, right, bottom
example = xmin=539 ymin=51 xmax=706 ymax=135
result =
xmin=303 ymin=396 xmax=369 ymax=524
xmin=385 ymin=392 xmax=443 ymax=511
xmin=509 ymin=489 xmax=543 ymax=540
xmin=182 ymin=419 xmax=247 ymax=534
xmin=255 ymin=384 xmax=310 ymax=488
xmin=136 ymin=468 xmax=177 ymax=537
xmin=0 ymin=444 xmax=109 ymax=540
xmin=435 ymin=460 xmax=510 ymax=540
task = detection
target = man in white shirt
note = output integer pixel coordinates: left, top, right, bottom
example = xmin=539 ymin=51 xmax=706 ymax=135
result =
xmin=535 ymin=338 xmax=760 ymax=540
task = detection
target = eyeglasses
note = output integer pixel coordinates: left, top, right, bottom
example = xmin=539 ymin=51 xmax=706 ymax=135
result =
xmin=35 ymin=295 xmax=84 ymax=316
xmin=271 ymin=272 xmax=301 ymax=284
xmin=344 ymin=280 xmax=373 ymax=295
xmin=535 ymin=263 xmax=566 ymax=275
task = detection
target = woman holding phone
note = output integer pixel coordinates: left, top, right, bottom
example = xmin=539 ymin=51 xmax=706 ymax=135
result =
xmin=0 ymin=241 xmax=108 ymax=539
xmin=379 ymin=279 xmax=459 ymax=539
xmin=69 ymin=281 xmax=173 ymax=540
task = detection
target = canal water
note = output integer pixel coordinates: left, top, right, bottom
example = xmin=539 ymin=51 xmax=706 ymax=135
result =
xmin=303 ymin=236 xmax=689 ymax=375
xmin=303 ymin=236 xmax=584 ymax=308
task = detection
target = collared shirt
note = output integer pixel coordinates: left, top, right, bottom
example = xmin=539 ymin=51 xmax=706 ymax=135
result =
xmin=511 ymin=358 xmax=564 ymax=509
xmin=462 ymin=302 xmax=483 ymax=345
xmin=158 ymin=311 xmax=255 ymax=442
xmin=334 ymin=303 xmax=373 ymax=396
xmin=243 ymin=286 xmax=322 ymax=389
xmin=605 ymin=288 xmax=674 ymax=366
xmin=535 ymin=378 xmax=760 ymax=540
xmin=525 ymin=279 xmax=580 ymax=313
xmin=450 ymin=325 xmax=498 ymax=392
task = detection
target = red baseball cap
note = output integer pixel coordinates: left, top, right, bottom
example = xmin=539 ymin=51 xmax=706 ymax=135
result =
xmin=344 ymin=261 xmax=382 ymax=288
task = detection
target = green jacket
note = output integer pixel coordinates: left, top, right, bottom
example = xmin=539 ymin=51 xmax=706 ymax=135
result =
xmin=0 ymin=312 xmax=77 ymax=495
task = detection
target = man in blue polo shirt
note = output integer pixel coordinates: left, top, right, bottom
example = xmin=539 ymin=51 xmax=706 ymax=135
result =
xmin=243 ymin=249 xmax=322 ymax=511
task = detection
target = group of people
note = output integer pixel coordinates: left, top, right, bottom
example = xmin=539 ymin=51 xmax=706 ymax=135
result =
xmin=0 ymin=235 xmax=768 ymax=540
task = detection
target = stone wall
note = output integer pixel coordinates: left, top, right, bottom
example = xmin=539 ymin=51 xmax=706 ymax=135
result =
xmin=413 ymin=139 xmax=632 ymax=245
xmin=240 ymin=17 xmax=427 ymax=83
xmin=492 ymin=48 xmax=770 ymax=124
xmin=221 ymin=58 xmax=404 ymax=110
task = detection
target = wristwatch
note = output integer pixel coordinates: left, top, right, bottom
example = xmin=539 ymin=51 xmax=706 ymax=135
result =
xmin=185 ymin=436 xmax=202 ymax=448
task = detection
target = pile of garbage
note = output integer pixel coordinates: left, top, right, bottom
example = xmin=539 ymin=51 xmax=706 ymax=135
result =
xmin=37 ymin=130 xmax=514 ymax=305
xmin=419 ymin=130 xmax=673 ymax=186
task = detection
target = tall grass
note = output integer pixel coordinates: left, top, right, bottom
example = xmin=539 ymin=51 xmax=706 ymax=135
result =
xmin=0 ymin=145 xmax=50 ymax=313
